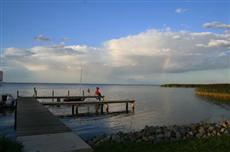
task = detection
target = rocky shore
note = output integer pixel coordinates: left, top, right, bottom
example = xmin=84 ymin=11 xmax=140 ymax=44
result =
xmin=88 ymin=120 xmax=230 ymax=147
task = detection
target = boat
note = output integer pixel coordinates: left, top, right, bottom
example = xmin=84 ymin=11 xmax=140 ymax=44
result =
xmin=0 ymin=94 xmax=16 ymax=109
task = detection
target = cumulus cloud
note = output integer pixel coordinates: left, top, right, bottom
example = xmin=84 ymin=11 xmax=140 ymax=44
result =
xmin=175 ymin=8 xmax=188 ymax=14
xmin=3 ymin=23 xmax=230 ymax=83
xmin=34 ymin=34 xmax=51 ymax=42
xmin=104 ymin=29 xmax=229 ymax=75
xmin=203 ymin=22 xmax=230 ymax=29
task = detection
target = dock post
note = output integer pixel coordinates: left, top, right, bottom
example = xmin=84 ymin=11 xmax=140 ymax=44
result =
xmin=68 ymin=90 xmax=70 ymax=96
xmin=100 ymin=103 xmax=104 ymax=114
xmin=14 ymin=99 xmax=17 ymax=130
xmin=57 ymin=98 xmax=60 ymax=107
xmin=106 ymin=104 xmax=109 ymax=113
xmin=126 ymin=102 xmax=129 ymax=113
xmin=17 ymin=90 xmax=19 ymax=98
xmin=95 ymin=104 xmax=99 ymax=114
xmin=75 ymin=105 xmax=79 ymax=116
xmin=72 ymin=105 xmax=75 ymax=116
xmin=52 ymin=90 xmax=54 ymax=102
xmin=132 ymin=102 xmax=135 ymax=112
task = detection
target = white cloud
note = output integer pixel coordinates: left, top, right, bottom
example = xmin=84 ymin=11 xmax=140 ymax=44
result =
xmin=175 ymin=8 xmax=188 ymax=14
xmin=208 ymin=39 xmax=230 ymax=47
xmin=203 ymin=22 xmax=230 ymax=29
xmin=3 ymin=24 xmax=230 ymax=83
xmin=104 ymin=29 xmax=229 ymax=75
xmin=34 ymin=34 xmax=51 ymax=42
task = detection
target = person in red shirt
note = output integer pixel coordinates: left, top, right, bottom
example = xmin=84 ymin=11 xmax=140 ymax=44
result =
xmin=95 ymin=87 xmax=103 ymax=101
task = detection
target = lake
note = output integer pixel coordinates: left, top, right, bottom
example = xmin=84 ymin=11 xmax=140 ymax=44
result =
xmin=1 ymin=83 xmax=230 ymax=140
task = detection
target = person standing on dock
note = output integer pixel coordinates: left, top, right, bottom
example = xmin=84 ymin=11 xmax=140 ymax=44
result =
xmin=95 ymin=87 xmax=103 ymax=101
xmin=87 ymin=88 xmax=90 ymax=94
xmin=33 ymin=87 xmax=37 ymax=97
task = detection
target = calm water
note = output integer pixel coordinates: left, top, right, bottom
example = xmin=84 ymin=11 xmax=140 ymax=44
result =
xmin=1 ymin=83 xmax=230 ymax=140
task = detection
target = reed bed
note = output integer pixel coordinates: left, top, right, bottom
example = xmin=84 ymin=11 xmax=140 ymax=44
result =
xmin=195 ymin=84 xmax=230 ymax=101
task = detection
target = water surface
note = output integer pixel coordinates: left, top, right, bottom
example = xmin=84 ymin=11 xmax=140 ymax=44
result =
xmin=1 ymin=83 xmax=230 ymax=139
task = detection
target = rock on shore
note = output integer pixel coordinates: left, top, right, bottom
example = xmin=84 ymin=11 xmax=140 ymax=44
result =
xmin=88 ymin=120 xmax=230 ymax=146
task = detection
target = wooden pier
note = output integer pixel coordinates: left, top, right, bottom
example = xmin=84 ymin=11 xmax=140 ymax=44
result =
xmin=16 ymin=97 xmax=93 ymax=152
xmin=35 ymin=95 xmax=135 ymax=116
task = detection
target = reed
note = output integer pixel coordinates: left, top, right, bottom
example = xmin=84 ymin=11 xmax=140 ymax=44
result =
xmin=195 ymin=84 xmax=230 ymax=101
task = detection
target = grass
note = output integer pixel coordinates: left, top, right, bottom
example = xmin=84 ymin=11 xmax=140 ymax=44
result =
xmin=196 ymin=92 xmax=230 ymax=101
xmin=195 ymin=84 xmax=230 ymax=94
xmin=195 ymin=84 xmax=230 ymax=101
xmin=0 ymin=136 xmax=22 ymax=152
xmin=161 ymin=83 xmax=230 ymax=101
xmin=94 ymin=135 xmax=230 ymax=152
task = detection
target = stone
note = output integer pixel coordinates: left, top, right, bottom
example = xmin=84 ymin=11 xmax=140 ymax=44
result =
xmin=220 ymin=128 xmax=225 ymax=133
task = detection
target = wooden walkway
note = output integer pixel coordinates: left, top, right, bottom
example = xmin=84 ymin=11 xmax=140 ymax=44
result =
xmin=40 ymin=99 xmax=135 ymax=116
xmin=16 ymin=97 xmax=92 ymax=152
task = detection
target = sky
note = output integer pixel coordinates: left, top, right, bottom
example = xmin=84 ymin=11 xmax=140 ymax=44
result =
xmin=0 ymin=0 xmax=229 ymax=84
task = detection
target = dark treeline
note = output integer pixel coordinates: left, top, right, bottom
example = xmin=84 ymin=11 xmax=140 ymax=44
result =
xmin=161 ymin=83 xmax=230 ymax=91
xmin=195 ymin=84 xmax=230 ymax=93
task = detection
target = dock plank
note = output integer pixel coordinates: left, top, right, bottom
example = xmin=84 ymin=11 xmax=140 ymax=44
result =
xmin=16 ymin=97 xmax=70 ymax=136
xmin=16 ymin=97 xmax=93 ymax=152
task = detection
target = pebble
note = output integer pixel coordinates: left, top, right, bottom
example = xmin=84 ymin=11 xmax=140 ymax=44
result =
xmin=88 ymin=120 xmax=230 ymax=146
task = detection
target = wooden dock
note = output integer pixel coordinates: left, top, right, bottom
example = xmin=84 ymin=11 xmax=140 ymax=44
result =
xmin=16 ymin=97 xmax=93 ymax=152
xmin=37 ymin=96 xmax=135 ymax=116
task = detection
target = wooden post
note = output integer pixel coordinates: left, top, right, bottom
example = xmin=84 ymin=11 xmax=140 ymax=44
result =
xmin=75 ymin=105 xmax=79 ymax=116
xmin=132 ymin=102 xmax=135 ymax=112
xmin=126 ymin=102 xmax=129 ymax=113
xmin=14 ymin=100 xmax=17 ymax=130
xmin=68 ymin=90 xmax=70 ymax=96
xmin=72 ymin=105 xmax=75 ymax=116
xmin=17 ymin=90 xmax=19 ymax=98
xmin=52 ymin=90 xmax=54 ymax=102
xmin=57 ymin=98 xmax=60 ymax=107
xmin=95 ymin=104 xmax=99 ymax=114
xmin=82 ymin=90 xmax=85 ymax=96
xmin=100 ymin=103 xmax=104 ymax=114
xmin=106 ymin=104 xmax=109 ymax=113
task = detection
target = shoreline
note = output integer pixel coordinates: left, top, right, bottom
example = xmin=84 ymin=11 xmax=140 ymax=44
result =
xmin=88 ymin=120 xmax=230 ymax=147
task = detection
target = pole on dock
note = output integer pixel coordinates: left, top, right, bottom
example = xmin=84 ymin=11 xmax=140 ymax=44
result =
xmin=75 ymin=105 xmax=79 ymax=116
xmin=14 ymin=100 xmax=17 ymax=130
xmin=106 ymin=104 xmax=109 ymax=113
xmin=132 ymin=102 xmax=135 ymax=112
xmin=17 ymin=90 xmax=19 ymax=98
xmin=52 ymin=90 xmax=54 ymax=102
xmin=95 ymin=104 xmax=99 ymax=114
xmin=100 ymin=103 xmax=104 ymax=114
xmin=72 ymin=105 xmax=75 ymax=116
xmin=57 ymin=97 xmax=60 ymax=107
xmin=126 ymin=102 xmax=129 ymax=113
xmin=68 ymin=90 xmax=70 ymax=96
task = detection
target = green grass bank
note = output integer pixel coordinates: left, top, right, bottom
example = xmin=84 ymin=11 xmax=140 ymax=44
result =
xmin=95 ymin=135 xmax=230 ymax=152
xmin=0 ymin=136 xmax=22 ymax=152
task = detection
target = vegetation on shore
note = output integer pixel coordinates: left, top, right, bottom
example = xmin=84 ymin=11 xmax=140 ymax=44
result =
xmin=94 ymin=135 xmax=230 ymax=152
xmin=161 ymin=83 xmax=230 ymax=89
xmin=0 ymin=136 xmax=22 ymax=152
xmin=161 ymin=83 xmax=230 ymax=101
xmin=161 ymin=84 xmax=205 ymax=88
xmin=195 ymin=84 xmax=230 ymax=101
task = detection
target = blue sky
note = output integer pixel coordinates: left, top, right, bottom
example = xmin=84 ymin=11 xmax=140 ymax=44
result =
xmin=2 ymin=0 xmax=229 ymax=47
xmin=0 ymin=0 xmax=230 ymax=83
